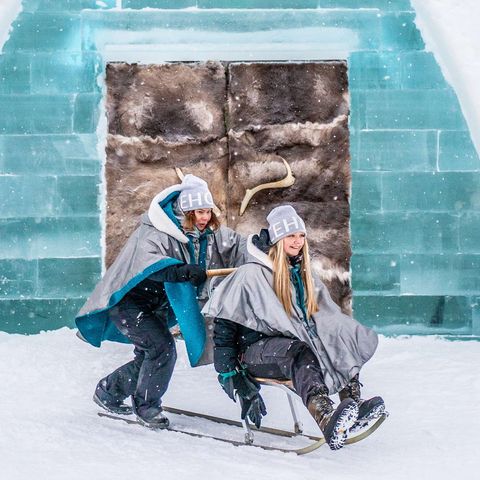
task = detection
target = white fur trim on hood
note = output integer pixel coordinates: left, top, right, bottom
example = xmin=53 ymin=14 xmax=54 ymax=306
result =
xmin=246 ymin=234 xmax=273 ymax=270
xmin=147 ymin=184 xmax=189 ymax=244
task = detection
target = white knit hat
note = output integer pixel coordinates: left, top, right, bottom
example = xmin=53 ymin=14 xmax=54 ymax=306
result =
xmin=267 ymin=205 xmax=306 ymax=244
xmin=178 ymin=174 xmax=216 ymax=212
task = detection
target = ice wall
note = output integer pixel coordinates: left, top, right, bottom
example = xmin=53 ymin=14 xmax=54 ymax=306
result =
xmin=0 ymin=0 xmax=479 ymax=336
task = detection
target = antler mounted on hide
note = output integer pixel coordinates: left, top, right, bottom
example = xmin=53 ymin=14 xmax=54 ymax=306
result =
xmin=175 ymin=167 xmax=185 ymax=181
xmin=239 ymin=158 xmax=295 ymax=216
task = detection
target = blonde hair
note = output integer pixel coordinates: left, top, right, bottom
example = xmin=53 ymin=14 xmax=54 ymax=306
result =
xmin=268 ymin=239 xmax=319 ymax=318
xmin=182 ymin=209 xmax=220 ymax=232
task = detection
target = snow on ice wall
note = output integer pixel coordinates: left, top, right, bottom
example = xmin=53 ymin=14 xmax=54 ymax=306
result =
xmin=0 ymin=0 xmax=479 ymax=336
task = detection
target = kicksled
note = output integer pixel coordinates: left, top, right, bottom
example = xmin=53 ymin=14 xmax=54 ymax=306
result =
xmin=98 ymin=377 xmax=388 ymax=455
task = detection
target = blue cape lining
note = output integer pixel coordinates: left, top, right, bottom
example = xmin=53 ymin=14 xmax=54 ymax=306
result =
xmin=75 ymin=192 xmax=206 ymax=367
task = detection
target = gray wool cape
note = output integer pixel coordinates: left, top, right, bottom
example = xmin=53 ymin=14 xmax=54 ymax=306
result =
xmin=75 ymin=183 xmax=246 ymax=366
xmin=202 ymin=236 xmax=378 ymax=393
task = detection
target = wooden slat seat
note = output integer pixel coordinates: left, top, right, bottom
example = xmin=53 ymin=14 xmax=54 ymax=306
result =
xmin=254 ymin=377 xmax=294 ymax=389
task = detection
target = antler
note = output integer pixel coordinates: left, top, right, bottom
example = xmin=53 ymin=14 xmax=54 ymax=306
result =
xmin=239 ymin=158 xmax=295 ymax=216
xmin=175 ymin=167 xmax=185 ymax=181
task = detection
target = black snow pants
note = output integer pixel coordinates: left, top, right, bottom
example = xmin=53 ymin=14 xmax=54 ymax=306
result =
xmin=95 ymin=297 xmax=176 ymax=420
xmin=242 ymin=336 xmax=326 ymax=406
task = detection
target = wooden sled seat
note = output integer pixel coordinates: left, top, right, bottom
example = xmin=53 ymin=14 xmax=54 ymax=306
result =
xmin=253 ymin=377 xmax=294 ymax=389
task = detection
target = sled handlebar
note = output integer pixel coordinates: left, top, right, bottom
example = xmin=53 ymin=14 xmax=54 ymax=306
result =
xmin=206 ymin=268 xmax=237 ymax=278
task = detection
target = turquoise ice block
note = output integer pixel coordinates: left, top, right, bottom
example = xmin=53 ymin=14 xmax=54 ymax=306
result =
xmin=380 ymin=12 xmax=424 ymax=51
xmin=459 ymin=213 xmax=480 ymax=253
xmin=56 ymin=175 xmax=99 ymax=215
xmin=0 ymin=217 xmax=101 ymax=259
xmin=0 ymin=298 xmax=85 ymax=334
xmin=350 ymin=172 xmax=382 ymax=212
xmin=197 ymin=1 xmax=317 ymax=8
xmin=0 ymin=134 xmax=100 ymax=175
xmin=0 ymin=259 xmax=37 ymax=299
xmin=37 ymin=257 xmax=101 ymax=297
xmin=0 ymin=175 xmax=57 ymax=218
xmin=0 ymin=94 xmax=74 ymax=134
xmin=0 ymin=54 xmax=31 ymax=94
xmin=438 ymin=131 xmax=480 ymax=172
xmin=364 ymin=89 xmax=466 ymax=130
xmin=351 ymin=212 xmax=459 ymax=253
xmin=31 ymin=52 xmax=101 ymax=94
xmin=351 ymin=130 xmax=437 ymax=171
xmin=124 ymin=0 xmax=196 ymax=8
xmin=81 ymin=9 xmax=381 ymax=51
xmin=351 ymin=253 xmax=400 ymax=293
xmin=22 ymin=0 xmax=116 ymax=12
xmin=400 ymin=254 xmax=480 ymax=295
xmin=3 ymin=13 xmax=81 ymax=52
xmin=73 ymin=93 xmax=102 ymax=133
xmin=318 ymin=0 xmax=412 ymax=10
xmin=349 ymin=51 xmax=444 ymax=90
xmin=353 ymin=295 xmax=473 ymax=333
xmin=382 ymin=172 xmax=480 ymax=211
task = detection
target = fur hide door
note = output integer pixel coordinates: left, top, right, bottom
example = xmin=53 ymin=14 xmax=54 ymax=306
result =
xmin=104 ymin=61 xmax=351 ymax=312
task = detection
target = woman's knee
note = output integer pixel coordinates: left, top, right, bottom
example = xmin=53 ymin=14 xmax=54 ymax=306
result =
xmin=142 ymin=329 xmax=176 ymax=362
xmin=286 ymin=340 xmax=314 ymax=361
xmin=152 ymin=341 xmax=176 ymax=364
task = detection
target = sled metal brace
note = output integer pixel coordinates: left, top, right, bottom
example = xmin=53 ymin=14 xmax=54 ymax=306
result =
xmin=234 ymin=393 xmax=255 ymax=445
xmin=237 ymin=377 xmax=304 ymax=445
xmin=255 ymin=377 xmax=304 ymax=434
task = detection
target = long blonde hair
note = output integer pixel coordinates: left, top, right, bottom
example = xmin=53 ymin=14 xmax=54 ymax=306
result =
xmin=268 ymin=238 xmax=319 ymax=318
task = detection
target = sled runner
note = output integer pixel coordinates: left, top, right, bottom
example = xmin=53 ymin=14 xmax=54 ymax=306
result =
xmin=97 ymin=377 xmax=387 ymax=455
xmin=98 ymin=409 xmax=326 ymax=454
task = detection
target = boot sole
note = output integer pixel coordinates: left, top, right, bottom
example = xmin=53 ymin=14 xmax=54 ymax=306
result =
xmin=362 ymin=402 xmax=385 ymax=421
xmin=327 ymin=401 xmax=359 ymax=451
xmin=351 ymin=402 xmax=386 ymax=433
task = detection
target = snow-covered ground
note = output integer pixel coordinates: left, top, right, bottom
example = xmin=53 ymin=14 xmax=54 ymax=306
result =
xmin=1 ymin=329 xmax=479 ymax=480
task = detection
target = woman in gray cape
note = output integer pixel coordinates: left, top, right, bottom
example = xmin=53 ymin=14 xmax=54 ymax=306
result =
xmin=76 ymin=174 xmax=246 ymax=429
xmin=202 ymin=205 xmax=384 ymax=451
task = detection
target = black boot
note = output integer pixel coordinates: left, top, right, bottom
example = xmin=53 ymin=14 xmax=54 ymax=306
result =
xmin=307 ymin=391 xmax=358 ymax=450
xmin=136 ymin=411 xmax=170 ymax=429
xmin=131 ymin=399 xmax=170 ymax=430
xmin=93 ymin=390 xmax=133 ymax=416
xmin=339 ymin=375 xmax=385 ymax=430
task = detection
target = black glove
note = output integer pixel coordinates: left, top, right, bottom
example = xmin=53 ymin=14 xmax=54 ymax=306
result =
xmin=251 ymin=229 xmax=272 ymax=254
xmin=156 ymin=264 xmax=206 ymax=286
xmin=240 ymin=392 xmax=267 ymax=430
xmin=149 ymin=263 xmax=207 ymax=287
xmin=180 ymin=263 xmax=207 ymax=286
xmin=218 ymin=368 xmax=267 ymax=428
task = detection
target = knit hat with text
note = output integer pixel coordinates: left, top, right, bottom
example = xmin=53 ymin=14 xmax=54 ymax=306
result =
xmin=178 ymin=174 xmax=216 ymax=212
xmin=267 ymin=205 xmax=306 ymax=244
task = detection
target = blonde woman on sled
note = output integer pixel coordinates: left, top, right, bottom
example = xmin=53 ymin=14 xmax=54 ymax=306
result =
xmin=203 ymin=205 xmax=385 ymax=450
